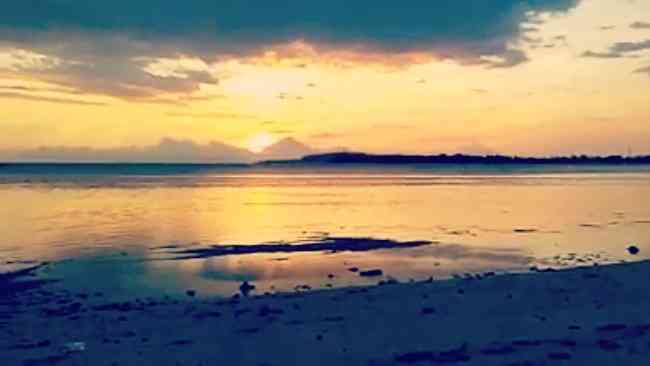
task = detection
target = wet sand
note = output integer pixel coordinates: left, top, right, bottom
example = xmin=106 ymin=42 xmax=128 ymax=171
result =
xmin=3 ymin=260 xmax=650 ymax=365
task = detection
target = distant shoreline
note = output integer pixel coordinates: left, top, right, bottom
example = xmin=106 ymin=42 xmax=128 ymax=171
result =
xmin=260 ymin=152 xmax=650 ymax=166
xmin=2 ymin=160 xmax=650 ymax=178
xmin=2 ymin=152 xmax=650 ymax=166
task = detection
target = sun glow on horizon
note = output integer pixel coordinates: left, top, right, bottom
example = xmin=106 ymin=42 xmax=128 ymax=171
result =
xmin=1 ymin=0 xmax=650 ymax=158
xmin=246 ymin=133 xmax=276 ymax=153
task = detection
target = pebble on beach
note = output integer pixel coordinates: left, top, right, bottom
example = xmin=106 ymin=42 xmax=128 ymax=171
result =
xmin=239 ymin=281 xmax=256 ymax=296
xmin=359 ymin=269 xmax=383 ymax=277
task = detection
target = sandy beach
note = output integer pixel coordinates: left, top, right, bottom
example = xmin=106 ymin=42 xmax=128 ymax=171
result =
xmin=3 ymin=259 xmax=650 ymax=365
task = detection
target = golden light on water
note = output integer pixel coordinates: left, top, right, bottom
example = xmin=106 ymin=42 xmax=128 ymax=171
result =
xmin=2 ymin=172 xmax=650 ymax=297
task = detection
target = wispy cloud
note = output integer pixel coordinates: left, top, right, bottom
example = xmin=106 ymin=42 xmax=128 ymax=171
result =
xmin=270 ymin=129 xmax=294 ymax=134
xmin=610 ymin=39 xmax=650 ymax=53
xmin=635 ymin=65 xmax=650 ymax=75
xmin=0 ymin=48 xmax=63 ymax=71
xmin=0 ymin=84 xmax=82 ymax=94
xmin=480 ymin=49 xmax=530 ymax=68
xmin=580 ymin=50 xmax=623 ymax=59
xmin=631 ymin=21 xmax=650 ymax=29
xmin=0 ymin=91 xmax=107 ymax=106
xmin=371 ymin=123 xmax=417 ymax=130
xmin=582 ymin=39 xmax=650 ymax=59
xmin=310 ymin=132 xmax=343 ymax=140
xmin=166 ymin=112 xmax=256 ymax=120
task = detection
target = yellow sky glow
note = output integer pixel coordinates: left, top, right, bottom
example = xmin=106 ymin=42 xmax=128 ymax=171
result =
xmin=1 ymin=0 xmax=649 ymax=158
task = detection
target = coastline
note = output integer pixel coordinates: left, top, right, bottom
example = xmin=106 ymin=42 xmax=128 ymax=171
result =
xmin=3 ymin=260 xmax=650 ymax=365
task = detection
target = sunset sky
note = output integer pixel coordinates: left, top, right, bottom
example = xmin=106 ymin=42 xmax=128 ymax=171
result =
xmin=1 ymin=0 xmax=650 ymax=161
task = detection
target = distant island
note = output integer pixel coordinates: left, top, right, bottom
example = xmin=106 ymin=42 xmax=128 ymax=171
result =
xmin=259 ymin=152 xmax=650 ymax=166
xmin=2 ymin=152 xmax=650 ymax=167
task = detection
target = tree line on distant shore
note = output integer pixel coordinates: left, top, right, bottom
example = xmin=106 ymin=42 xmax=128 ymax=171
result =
xmin=265 ymin=152 xmax=650 ymax=165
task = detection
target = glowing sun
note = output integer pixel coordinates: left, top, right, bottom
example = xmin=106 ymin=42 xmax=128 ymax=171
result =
xmin=247 ymin=133 xmax=276 ymax=153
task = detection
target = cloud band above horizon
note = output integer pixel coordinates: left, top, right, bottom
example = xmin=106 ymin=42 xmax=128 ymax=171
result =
xmin=0 ymin=0 xmax=580 ymax=98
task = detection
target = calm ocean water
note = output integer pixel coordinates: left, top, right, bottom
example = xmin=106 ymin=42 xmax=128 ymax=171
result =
xmin=2 ymin=164 xmax=649 ymax=299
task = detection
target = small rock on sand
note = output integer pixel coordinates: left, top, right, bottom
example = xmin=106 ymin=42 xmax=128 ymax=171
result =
xmin=239 ymin=282 xmax=255 ymax=296
xmin=359 ymin=269 xmax=383 ymax=277
xmin=597 ymin=339 xmax=622 ymax=351
xmin=421 ymin=307 xmax=436 ymax=315
xmin=548 ymin=352 xmax=572 ymax=360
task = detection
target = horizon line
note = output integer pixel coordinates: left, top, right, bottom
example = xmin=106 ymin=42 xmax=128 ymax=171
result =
xmin=2 ymin=151 xmax=650 ymax=165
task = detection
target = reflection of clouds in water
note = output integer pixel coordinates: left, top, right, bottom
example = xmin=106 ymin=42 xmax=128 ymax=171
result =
xmin=44 ymin=256 xmax=156 ymax=297
xmin=195 ymin=257 xmax=258 ymax=282
xmin=4 ymin=172 xmax=650 ymax=298
xmin=44 ymin=237 xmax=532 ymax=298
xmin=180 ymin=240 xmax=532 ymax=286
xmin=403 ymin=243 xmax=531 ymax=264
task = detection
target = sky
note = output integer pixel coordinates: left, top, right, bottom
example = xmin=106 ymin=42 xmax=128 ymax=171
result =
xmin=1 ymin=0 xmax=650 ymax=161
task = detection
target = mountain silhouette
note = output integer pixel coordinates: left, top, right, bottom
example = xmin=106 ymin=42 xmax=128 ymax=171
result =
xmin=259 ymin=137 xmax=317 ymax=161
xmin=0 ymin=137 xmax=323 ymax=163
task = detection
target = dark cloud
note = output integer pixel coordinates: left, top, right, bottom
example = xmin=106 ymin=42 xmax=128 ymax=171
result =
xmin=581 ymin=39 xmax=650 ymax=59
xmin=39 ymin=49 xmax=219 ymax=99
xmin=1 ymin=35 xmax=220 ymax=100
xmin=0 ymin=1 xmax=580 ymax=98
xmin=0 ymin=1 xmax=580 ymax=52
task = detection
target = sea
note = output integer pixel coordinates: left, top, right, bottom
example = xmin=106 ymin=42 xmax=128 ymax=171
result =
xmin=1 ymin=163 xmax=649 ymax=299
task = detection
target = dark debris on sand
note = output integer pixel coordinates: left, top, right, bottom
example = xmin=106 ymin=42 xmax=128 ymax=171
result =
xmin=359 ymin=269 xmax=384 ymax=277
xmin=0 ymin=264 xmax=53 ymax=298
xmin=165 ymin=237 xmax=431 ymax=260
xmin=240 ymin=281 xmax=256 ymax=296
